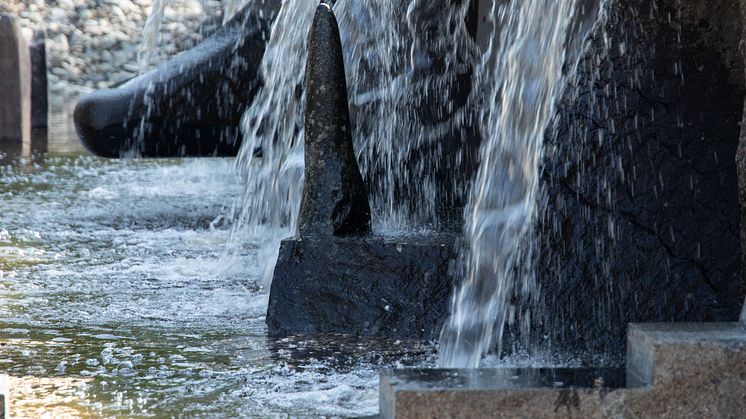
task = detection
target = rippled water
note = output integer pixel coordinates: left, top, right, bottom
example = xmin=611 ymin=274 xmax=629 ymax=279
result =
xmin=0 ymin=148 xmax=439 ymax=417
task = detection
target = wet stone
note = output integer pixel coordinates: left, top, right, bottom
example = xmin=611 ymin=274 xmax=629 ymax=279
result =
xmin=298 ymin=2 xmax=371 ymax=236
xmin=267 ymin=4 xmax=453 ymax=339
xmin=267 ymin=234 xmax=458 ymax=340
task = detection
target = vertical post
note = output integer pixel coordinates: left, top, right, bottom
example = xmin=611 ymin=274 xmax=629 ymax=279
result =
xmin=27 ymin=29 xmax=48 ymax=154
xmin=0 ymin=14 xmax=31 ymax=160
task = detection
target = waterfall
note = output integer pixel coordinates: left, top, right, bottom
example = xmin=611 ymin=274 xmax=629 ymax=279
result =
xmin=438 ymin=0 xmax=606 ymax=368
xmin=229 ymin=0 xmax=316 ymax=286
xmin=229 ymin=0 xmax=477 ymax=284
xmin=138 ymin=0 xmax=172 ymax=71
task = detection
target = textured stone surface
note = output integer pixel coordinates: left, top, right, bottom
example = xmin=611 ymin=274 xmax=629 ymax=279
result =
xmin=0 ymin=14 xmax=30 ymax=158
xmin=380 ymin=323 xmax=746 ymax=418
xmin=299 ymin=2 xmax=370 ymax=236
xmin=621 ymin=323 xmax=746 ymax=418
xmin=267 ymin=234 xmax=458 ymax=339
xmin=73 ymin=0 xmax=279 ymax=158
xmin=537 ymin=0 xmax=745 ymax=355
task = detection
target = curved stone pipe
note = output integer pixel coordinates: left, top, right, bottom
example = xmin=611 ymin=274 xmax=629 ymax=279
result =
xmin=73 ymin=0 xmax=280 ymax=158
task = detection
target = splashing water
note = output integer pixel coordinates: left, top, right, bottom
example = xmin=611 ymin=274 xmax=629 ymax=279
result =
xmin=438 ymin=0 xmax=605 ymax=368
xmin=222 ymin=0 xmax=253 ymax=25
xmin=339 ymin=0 xmax=479 ymax=231
xmin=229 ymin=0 xmax=315 ymax=286
xmin=138 ymin=0 xmax=173 ymax=71
xmin=230 ymin=0 xmax=479 ymax=281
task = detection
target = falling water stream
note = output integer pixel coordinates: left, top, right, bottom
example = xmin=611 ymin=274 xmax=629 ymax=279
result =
xmin=0 ymin=0 xmax=617 ymax=416
xmin=439 ymin=0 xmax=606 ymax=368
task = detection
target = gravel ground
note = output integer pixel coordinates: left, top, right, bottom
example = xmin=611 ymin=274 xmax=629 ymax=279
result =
xmin=0 ymin=0 xmax=227 ymax=109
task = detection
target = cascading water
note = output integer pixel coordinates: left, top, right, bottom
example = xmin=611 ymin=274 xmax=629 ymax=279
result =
xmin=229 ymin=0 xmax=314 ymax=285
xmin=339 ymin=0 xmax=478 ymax=231
xmin=230 ymin=0 xmax=478 ymax=281
xmin=438 ymin=0 xmax=606 ymax=368
xmin=138 ymin=0 xmax=172 ymax=71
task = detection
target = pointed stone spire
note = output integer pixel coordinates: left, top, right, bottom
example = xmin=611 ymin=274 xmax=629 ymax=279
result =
xmin=298 ymin=2 xmax=371 ymax=236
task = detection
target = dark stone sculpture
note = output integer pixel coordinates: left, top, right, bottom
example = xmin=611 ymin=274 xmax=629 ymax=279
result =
xmin=73 ymin=0 xmax=280 ymax=158
xmin=298 ymin=2 xmax=371 ymax=236
xmin=267 ymin=2 xmax=458 ymax=340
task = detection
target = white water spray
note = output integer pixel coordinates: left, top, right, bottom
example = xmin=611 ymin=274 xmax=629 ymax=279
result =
xmin=439 ymin=0 xmax=604 ymax=368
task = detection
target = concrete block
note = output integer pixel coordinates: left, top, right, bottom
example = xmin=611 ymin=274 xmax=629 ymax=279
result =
xmin=380 ymin=368 xmax=625 ymax=419
xmin=380 ymin=323 xmax=746 ymax=418
xmin=0 ymin=14 xmax=31 ymax=159
xmin=27 ymin=29 xmax=48 ymax=154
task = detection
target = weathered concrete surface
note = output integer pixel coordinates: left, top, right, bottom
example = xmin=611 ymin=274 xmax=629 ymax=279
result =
xmin=0 ymin=14 xmax=31 ymax=158
xmin=73 ymin=0 xmax=279 ymax=158
xmin=380 ymin=368 xmax=624 ymax=419
xmin=299 ymin=2 xmax=370 ymax=237
xmin=380 ymin=323 xmax=746 ymax=418
xmin=538 ymin=0 xmax=745 ymax=355
xmin=621 ymin=323 xmax=746 ymax=418
xmin=267 ymin=234 xmax=458 ymax=339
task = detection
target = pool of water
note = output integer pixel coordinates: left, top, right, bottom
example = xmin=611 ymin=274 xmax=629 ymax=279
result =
xmin=0 ymin=130 xmax=613 ymax=417
xmin=0 ymin=148 xmax=443 ymax=417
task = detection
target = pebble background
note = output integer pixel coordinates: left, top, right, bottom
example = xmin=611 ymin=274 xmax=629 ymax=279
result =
xmin=0 ymin=0 xmax=227 ymax=109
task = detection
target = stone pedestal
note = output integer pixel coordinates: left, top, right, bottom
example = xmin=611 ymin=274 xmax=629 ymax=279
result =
xmin=267 ymin=4 xmax=462 ymax=340
xmin=267 ymin=234 xmax=458 ymax=339
xmin=379 ymin=323 xmax=746 ymax=418
xmin=0 ymin=14 xmax=31 ymax=159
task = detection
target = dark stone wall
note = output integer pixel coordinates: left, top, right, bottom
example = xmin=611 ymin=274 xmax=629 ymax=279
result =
xmin=537 ymin=0 xmax=745 ymax=355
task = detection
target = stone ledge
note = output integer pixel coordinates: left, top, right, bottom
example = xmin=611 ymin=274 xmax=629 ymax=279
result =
xmin=379 ymin=323 xmax=746 ymax=418
xmin=380 ymin=368 xmax=625 ymax=419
